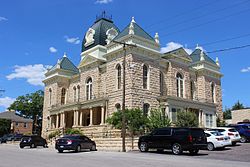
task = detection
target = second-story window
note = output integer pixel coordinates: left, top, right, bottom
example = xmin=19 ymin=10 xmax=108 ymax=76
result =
xmin=49 ymin=88 xmax=52 ymax=106
xmin=73 ymin=86 xmax=76 ymax=102
xmin=86 ymin=77 xmax=92 ymax=100
xmin=190 ymin=81 xmax=195 ymax=100
xmin=77 ymin=85 xmax=80 ymax=102
xmin=116 ymin=64 xmax=121 ymax=89
xmin=211 ymin=82 xmax=215 ymax=103
xmin=61 ymin=88 xmax=66 ymax=105
xmin=176 ymin=73 xmax=184 ymax=98
xmin=160 ymin=71 xmax=164 ymax=95
xmin=143 ymin=64 xmax=149 ymax=89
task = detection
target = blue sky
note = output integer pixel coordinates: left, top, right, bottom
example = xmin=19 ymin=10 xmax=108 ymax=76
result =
xmin=0 ymin=0 xmax=250 ymax=112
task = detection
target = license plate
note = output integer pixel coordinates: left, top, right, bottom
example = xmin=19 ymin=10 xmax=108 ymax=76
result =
xmin=60 ymin=146 xmax=64 ymax=148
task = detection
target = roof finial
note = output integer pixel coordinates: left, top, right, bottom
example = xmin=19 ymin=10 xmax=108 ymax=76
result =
xmin=63 ymin=52 xmax=67 ymax=58
xmin=56 ymin=59 xmax=61 ymax=69
xmin=200 ymin=50 xmax=205 ymax=61
xmin=131 ymin=16 xmax=136 ymax=23
xmin=154 ymin=32 xmax=159 ymax=44
xmin=129 ymin=21 xmax=135 ymax=35
xmin=216 ymin=57 xmax=220 ymax=67
xmin=196 ymin=44 xmax=199 ymax=49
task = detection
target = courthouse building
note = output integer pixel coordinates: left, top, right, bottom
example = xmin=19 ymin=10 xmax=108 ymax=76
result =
xmin=42 ymin=14 xmax=223 ymax=138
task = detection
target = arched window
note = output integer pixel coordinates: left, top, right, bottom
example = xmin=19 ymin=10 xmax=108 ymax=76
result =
xmin=143 ymin=103 xmax=150 ymax=116
xmin=143 ymin=64 xmax=149 ymax=89
xmin=73 ymin=86 xmax=76 ymax=102
xmin=77 ymin=85 xmax=80 ymax=102
xmin=115 ymin=103 xmax=121 ymax=111
xmin=49 ymin=88 xmax=52 ymax=105
xmin=190 ymin=81 xmax=195 ymax=100
xmin=61 ymin=88 xmax=66 ymax=105
xmin=176 ymin=73 xmax=184 ymax=97
xmin=211 ymin=82 xmax=215 ymax=103
xmin=116 ymin=64 xmax=121 ymax=89
xmin=86 ymin=77 xmax=92 ymax=100
xmin=160 ymin=71 xmax=164 ymax=95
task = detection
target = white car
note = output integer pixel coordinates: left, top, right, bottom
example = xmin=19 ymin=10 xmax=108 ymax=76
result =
xmin=205 ymin=131 xmax=231 ymax=151
xmin=208 ymin=127 xmax=241 ymax=145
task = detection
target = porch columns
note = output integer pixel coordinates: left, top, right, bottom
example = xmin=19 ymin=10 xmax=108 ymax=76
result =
xmin=61 ymin=112 xmax=65 ymax=128
xmin=73 ymin=110 xmax=76 ymax=126
xmin=56 ymin=114 xmax=59 ymax=128
xmin=76 ymin=110 xmax=79 ymax=126
xmin=165 ymin=105 xmax=170 ymax=118
xmin=100 ymin=106 xmax=105 ymax=125
xmin=50 ymin=116 xmax=53 ymax=129
xmin=79 ymin=111 xmax=83 ymax=126
xmin=89 ymin=108 xmax=93 ymax=126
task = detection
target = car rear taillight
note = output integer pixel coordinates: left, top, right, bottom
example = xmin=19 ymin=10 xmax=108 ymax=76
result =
xmin=67 ymin=140 xmax=72 ymax=144
xmin=228 ymin=133 xmax=234 ymax=136
xmin=216 ymin=137 xmax=224 ymax=141
xmin=188 ymin=135 xmax=193 ymax=142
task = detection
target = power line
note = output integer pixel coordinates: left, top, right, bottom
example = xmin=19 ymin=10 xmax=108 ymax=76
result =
xmin=160 ymin=7 xmax=250 ymax=38
xmin=207 ymin=44 xmax=250 ymax=53
xmin=145 ymin=0 xmax=217 ymax=29
xmin=148 ymin=0 xmax=250 ymax=33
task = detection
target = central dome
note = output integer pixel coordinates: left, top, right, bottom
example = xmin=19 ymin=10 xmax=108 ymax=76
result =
xmin=81 ymin=16 xmax=120 ymax=52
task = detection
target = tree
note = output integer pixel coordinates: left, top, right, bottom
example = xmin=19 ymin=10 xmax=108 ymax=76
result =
xmin=175 ymin=111 xmax=198 ymax=127
xmin=216 ymin=117 xmax=226 ymax=127
xmin=232 ymin=100 xmax=245 ymax=110
xmin=0 ymin=119 xmax=11 ymax=136
xmin=106 ymin=108 xmax=148 ymax=149
xmin=223 ymin=107 xmax=232 ymax=119
xmin=8 ymin=90 xmax=44 ymax=135
xmin=146 ymin=109 xmax=171 ymax=131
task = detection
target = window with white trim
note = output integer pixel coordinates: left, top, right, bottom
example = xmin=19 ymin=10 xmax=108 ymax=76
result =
xmin=176 ymin=73 xmax=184 ymax=97
xmin=86 ymin=77 xmax=92 ymax=100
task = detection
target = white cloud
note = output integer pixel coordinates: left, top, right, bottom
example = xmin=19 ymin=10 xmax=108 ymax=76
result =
xmin=0 ymin=97 xmax=15 ymax=109
xmin=161 ymin=42 xmax=193 ymax=55
xmin=64 ymin=36 xmax=80 ymax=44
xmin=6 ymin=64 xmax=52 ymax=86
xmin=241 ymin=67 xmax=250 ymax=73
xmin=49 ymin=47 xmax=57 ymax=53
xmin=95 ymin=0 xmax=113 ymax=4
xmin=0 ymin=16 xmax=8 ymax=22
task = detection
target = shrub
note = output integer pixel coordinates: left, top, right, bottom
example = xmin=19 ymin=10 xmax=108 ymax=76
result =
xmin=146 ymin=109 xmax=171 ymax=131
xmin=48 ymin=130 xmax=60 ymax=139
xmin=175 ymin=111 xmax=198 ymax=127
xmin=64 ymin=128 xmax=83 ymax=135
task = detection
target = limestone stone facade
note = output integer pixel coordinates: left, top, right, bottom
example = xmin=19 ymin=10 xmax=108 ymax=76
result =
xmin=231 ymin=109 xmax=250 ymax=124
xmin=42 ymin=16 xmax=223 ymax=140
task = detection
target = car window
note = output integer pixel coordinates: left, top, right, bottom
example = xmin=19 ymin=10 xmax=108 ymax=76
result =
xmin=154 ymin=129 xmax=171 ymax=136
xmin=191 ymin=129 xmax=205 ymax=137
xmin=205 ymin=133 xmax=211 ymax=137
xmin=228 ymin=128 xmax=237 ymax=132
xmin=174 ymin=129 xmax=189 ymax=136
xmin=242 ymin=125 xmax=250 ymax=129
xmin=210 ymin=131 xmax=221 ymax=136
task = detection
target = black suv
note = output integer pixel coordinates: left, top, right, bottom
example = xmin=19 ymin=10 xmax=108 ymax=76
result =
xmin=19 ymin=135 xmax=48 ymax=148
xmin=138 ymin=127 xmax=207 ymax=155
xmin=55 ymin=135 xmax=96 ymax=153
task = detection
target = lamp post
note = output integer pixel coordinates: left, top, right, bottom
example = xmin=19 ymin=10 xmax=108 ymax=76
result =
xmin=113 ymin=40 xmax=136 ymax=152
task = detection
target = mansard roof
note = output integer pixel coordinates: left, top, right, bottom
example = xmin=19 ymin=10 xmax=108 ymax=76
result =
xmin=50 ymin=55 xmax=79 ymax=74
xmin=190 ymin=48 xmax=216 ymax=65
xmin=114 ymin=20 xmax=155 ymax=42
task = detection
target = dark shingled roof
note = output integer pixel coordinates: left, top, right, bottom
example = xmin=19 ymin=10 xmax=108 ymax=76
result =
xmin=50 ymin=56 xmax=79 ymax=74
xmin=114 ymin=21 xmax=155 ymax=42
xmin=81 ymin=18 xmax=120 ymax=52
xmin=190 ymin=48 xmax=216 ymax=64
xmin=0 ymin=111 xmax=33 ymax=123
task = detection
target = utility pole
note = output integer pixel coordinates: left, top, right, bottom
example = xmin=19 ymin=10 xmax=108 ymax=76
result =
xmin=113 ymin=40 xmax=136 ymax=152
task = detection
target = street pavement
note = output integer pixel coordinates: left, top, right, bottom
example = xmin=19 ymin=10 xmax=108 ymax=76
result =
xmin=0 ymin=143 xmax=249 ymax=167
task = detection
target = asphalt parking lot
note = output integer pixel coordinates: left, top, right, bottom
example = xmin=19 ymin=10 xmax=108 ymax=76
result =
xmin=0 ymin=143 xmax=249 ymax=167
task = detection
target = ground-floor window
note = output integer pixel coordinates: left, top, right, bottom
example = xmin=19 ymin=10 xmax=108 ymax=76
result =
xmin=171 ymin=108 xmax=182 ymax=122
xmin=206 ymin=114 xmax=213 ymax=127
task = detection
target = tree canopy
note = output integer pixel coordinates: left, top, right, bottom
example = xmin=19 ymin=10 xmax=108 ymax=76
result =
xmin=147 ymin=109 xmax=171 ymax=131
xmin=8 ymin=90 xmax=44 ymax=134
xmin=0 ymin=119 xmax=11 ymax=136
xmin=175 ymin=111 xmax=198 ymax=128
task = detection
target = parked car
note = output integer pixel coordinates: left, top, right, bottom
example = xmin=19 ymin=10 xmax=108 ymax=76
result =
xmin=207 ymin=127 xmax=241 ymax=145
xmin=205 ymin=131 xmax=231 ymax=151
xmin=0 ymin=136 xmax=7 ymax=143
xmin=138 ymin=127 xmax=207 ymax=155
xmin=228 ymin=124 xmax=250 ymax=143
xmin=55 ymin=135 xmax=97 ymax=153
xmin=19 ymin=135 xmax=48 ymax=148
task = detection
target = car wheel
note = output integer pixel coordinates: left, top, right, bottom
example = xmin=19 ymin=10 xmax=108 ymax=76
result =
xmin=189 ymin=149 xmax=199 ymax=155
xmin=58 ymin=149 xmax=63 ymax=153
xmin=240 ymin=136 xmax=247 ymax=143
xmin=232 ymin=142 xmax=236 ymax=146
xmin=20 ymin=146 xmax=24 ymax=149
xmin=43 ymin=144 xmax=48 ymax=148
xmin=90 ymin=144 xmax=96 ymax=151
xmin=30 ymin=143 xmax=36 ymax=148
xmin=207 ymin=142 xmax=214 ymax=151
xmin=139 ymin=142 xmax=148 ymax=152
xmin=172 ymin=143 xmax=182 ymax=155
xmin=75 ymin=145 xmax=81 ymax=152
